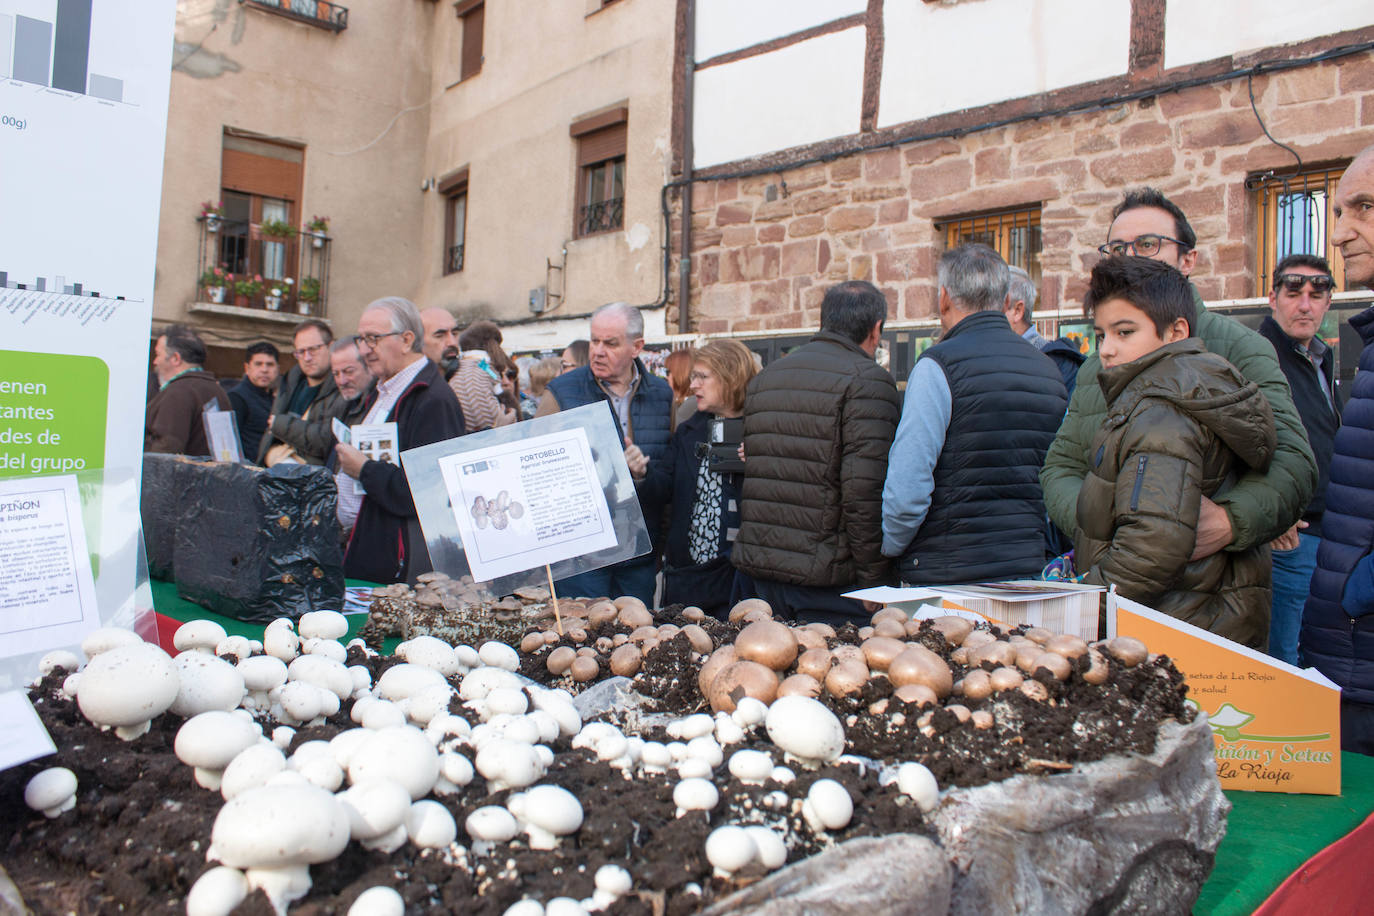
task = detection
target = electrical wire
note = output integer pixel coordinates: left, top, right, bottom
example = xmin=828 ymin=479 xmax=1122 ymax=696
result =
xmin=1248 ymin=69 xmax=1303 ymax=174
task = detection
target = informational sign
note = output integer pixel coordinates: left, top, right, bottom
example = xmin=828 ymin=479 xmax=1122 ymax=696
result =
xmin=202 ymin=403 xmax=243 ymax=464
xmin=0 ymin=690 xmax=56 ymax=770
xmin=0 ymin=473 xmax=100 ymax=659
xmin=346 ymin=421 xmax=398 ymax=496
xmin=0 ymin=0 xmax=177 ymax=482
xmin=437 ymin=427 xmax=618 ymax=582
xmin=846 ymin=580 xmax=1104 ymax=642
xmin=1110 ymin=592 xmax=1341 ymax=795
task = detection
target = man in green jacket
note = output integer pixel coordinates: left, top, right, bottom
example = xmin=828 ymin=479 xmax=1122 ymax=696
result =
xmin=1041 ymin=188 xmax=1317 ymax=570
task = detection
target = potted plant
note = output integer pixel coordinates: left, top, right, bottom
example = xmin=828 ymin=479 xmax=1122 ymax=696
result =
xmin=233 ymin=274 xmax=263 ymax=308
xmin=259 ymin=218 xmax=297 ymax=240
xmin=305 ymin=215 xmax=330 ymax=248
xmin=265 ymin=277 xmax=294 ymax=311
xmin=297 ymin=276 xmax=321 ymax=314
xmin=200 ymin=200 xmax=224 ymax=232
xmin=200 ymin=264 xmax=230 ymax=303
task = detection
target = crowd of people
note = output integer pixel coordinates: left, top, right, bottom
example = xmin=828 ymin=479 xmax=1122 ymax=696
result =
xmin=143 ymin=145 xmax=1374 ymax=753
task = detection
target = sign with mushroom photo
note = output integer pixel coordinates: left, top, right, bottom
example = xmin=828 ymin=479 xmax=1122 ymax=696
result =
xmin=436 ymin=427 xmax=617 ymax=582
xmin=1110 ymin=593 xmax=1341 ymax=795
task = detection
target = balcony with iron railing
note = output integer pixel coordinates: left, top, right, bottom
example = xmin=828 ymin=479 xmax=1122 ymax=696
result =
xmin=578 ymin=197 xmax=624 ymax=238
xmin=243 ymin=0 xmax=349 ymax=32
xmin=190 ymin=215 xmax=332 ymax=323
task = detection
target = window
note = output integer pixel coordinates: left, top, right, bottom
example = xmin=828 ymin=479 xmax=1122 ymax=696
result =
xmin=439 ymin=167 xmax=469 ymax=275
xmin=455 ymin=0 xmax=484 ymax=81
xmin=219 ymin=134 xmax=304 ymax=304
xmin=571 ymin=108 xmax=628 ymax=238
xmin=1253 ymin=165 xmax=1347 ymax=296
xmin=941 ymin=205 xmax=1043 ymax=288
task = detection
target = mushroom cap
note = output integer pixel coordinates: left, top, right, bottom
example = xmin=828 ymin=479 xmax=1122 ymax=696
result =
xmin=288 ymin=655 xmax=354 ymax=700
xmin=298 ymin=611 xmax=349 ymax=641
xmin=405 ymin=799 xmax=458 ymax=848
xmin=733 ymin=620 xmax=799 ymax=671
xmin=80 ymin=626 xmax=143 ymax=658
xmin=348 ymin=887 xmax=404 ymax=916
xmin=174 ymin=620 xmax=228 ymax=653
xmin=705 ymin=825 xmax=757 ymax=873
xmin=207 ymin=783 xmax=350 ymax=868
xmin=186 ymin=866 xmax=249 ymax=916
xmin=171 ymin=653 xmax=247 ymax=717
xmin=339 ymin=779 xmax=412 ymax=840
xmin=237 ymin=656 xmax=289 ymax=692
xmin=805 ymin=778 xmax=854 ymax=830
xmin=24 ymin=767 xmax=77 ymax=812
xmin=176 ymin=711 xmax=262 ymax=770
xmin=347 ymin=726 xmax=440 ymax=800
xmin=37 ymin=650 xmax=81 ymax=676
xmin=76 ymin=642 xmax=179 ymax=729
xmin=465 ymin=805 xmax=519 ymax=842
xmin=520 ymin=785 xmax=584 ymax=834
xmin=764 ymin=696 xmax=845 ymax=764
xmin=220 ymin=743 xmax=287 ymax=800
xmin=396 ymin=635 xmax=460 ymax=675
xmin=478 ymin=641 xmax=520 ymax=671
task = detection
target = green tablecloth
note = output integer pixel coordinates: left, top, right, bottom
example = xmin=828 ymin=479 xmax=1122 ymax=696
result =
xmin=150 ymin=579 xmax=1374 ymax=914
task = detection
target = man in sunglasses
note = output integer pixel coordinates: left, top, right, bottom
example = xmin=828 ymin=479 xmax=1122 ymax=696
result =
xmin=1305 ymin=145 xmax=1374 ymax=753
xmin=1042 ymin=188 xmax=1317 ymax=640
xmin=1258 ymin=256 xmax=1340 ymax=666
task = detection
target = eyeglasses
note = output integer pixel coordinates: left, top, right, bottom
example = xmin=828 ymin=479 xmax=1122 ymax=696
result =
xmin=292 ymin=342 xmax=328 ymax=359
xmin=1274 ymin=273 xmax=1335 ymax=295
xmin=689 ymin=370 xmax=713 ymax=383
xmin=352 ymin=331 xmax=402 ymax=349
xmin=1097 ymin=234 xmax=1190 ymax=257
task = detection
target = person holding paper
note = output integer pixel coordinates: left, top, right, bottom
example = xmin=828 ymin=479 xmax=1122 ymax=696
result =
xmin=258 ymin=319 xmax=346 ymax=466
xmin=144 ymin=324 xmax=231 ymax=456
xmin=537 ymin=303 xmax=673 ymax=606
xmin=629 ymin=340 xmax=756 ymax=618
xmin=1073 ymin=257 xmax=1275 ymax=647
xmin=334 ymin=297 xmax=466 ymax=584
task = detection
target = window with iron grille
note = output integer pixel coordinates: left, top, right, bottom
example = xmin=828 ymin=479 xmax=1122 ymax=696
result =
xmin=1251 ymin=164 xmax=1348 ymax=296
xmin=571 ymin=108 xmax=627 ymax=239
xmin=940 ymin=205 xmax=1043 ymax=289
xmin=439 ymin=167 xmax=469 ymax=275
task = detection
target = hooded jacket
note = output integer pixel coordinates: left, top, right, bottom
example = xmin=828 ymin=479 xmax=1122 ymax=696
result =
xmin=1074 ymin=339 xmax=1276 ymax=647
xmin=1043 ymin=289 xmax=1316 ymax=552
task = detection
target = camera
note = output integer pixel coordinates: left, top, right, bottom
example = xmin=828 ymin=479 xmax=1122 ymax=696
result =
xmin=695 ymin=417 xmax=745 ymax=473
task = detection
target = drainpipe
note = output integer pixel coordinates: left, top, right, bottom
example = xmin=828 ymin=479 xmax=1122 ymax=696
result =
xmin=678 ymin=0 xmax=696 ymax=335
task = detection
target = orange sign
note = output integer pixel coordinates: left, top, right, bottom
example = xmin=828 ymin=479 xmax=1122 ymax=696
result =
xmin=1110 ymin=592 xmax=1341 ymax=795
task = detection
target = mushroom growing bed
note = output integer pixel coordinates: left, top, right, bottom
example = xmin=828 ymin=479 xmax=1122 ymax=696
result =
xmin=0 ymin=598 xmax=1227 ymax=915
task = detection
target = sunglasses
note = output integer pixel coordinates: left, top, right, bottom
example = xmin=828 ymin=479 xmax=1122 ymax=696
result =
xmin=1274 ymin=273 xmax=1335 ymax=295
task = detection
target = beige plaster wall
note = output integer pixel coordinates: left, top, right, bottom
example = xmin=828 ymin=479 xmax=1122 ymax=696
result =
xmin=155 ymin=0 xmax=433 ymax=352
xmin=417 ymin=0 xmax=675 ymax=324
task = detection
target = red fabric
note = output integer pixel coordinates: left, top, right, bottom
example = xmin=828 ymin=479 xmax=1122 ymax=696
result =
xmin=135 ymin=611 xmax=182 ymax=655
xmin=1253 ymin=812 xmax=1374 ymax=915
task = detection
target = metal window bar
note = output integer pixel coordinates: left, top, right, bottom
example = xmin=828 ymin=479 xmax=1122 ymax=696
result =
xmin=579 ymin=197 xmax=624 ymax=236
xmin=244 ymin=0 xmax=348 ymax=32
xmin=941 ymin=206 xmax=1043 ymax=286
xmin=196 ymin=215 xmax=330 ymax=317
xmin=447 ymin=244 xmax=465 ymax=274
xmin=1253 ymin=167 xmax=1345 ymax=295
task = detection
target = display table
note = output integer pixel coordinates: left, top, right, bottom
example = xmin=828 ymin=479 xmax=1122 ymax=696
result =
xmin=147 ymin=579 xmax=1374 ymax=914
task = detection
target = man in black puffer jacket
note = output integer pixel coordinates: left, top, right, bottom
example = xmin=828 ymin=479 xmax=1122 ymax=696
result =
xmin=733 ymin=280 xmax=901 ymax=624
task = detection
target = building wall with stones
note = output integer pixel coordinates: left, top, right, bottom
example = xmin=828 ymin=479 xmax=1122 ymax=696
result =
xmin=670 ymin=0 xmax=1374 ymax=337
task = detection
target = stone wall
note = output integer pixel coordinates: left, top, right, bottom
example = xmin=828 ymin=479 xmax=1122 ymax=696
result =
xmin=672 ymin=51 xmax=1374 ymax=336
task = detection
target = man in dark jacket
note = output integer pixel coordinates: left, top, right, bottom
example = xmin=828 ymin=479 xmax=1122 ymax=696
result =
xmin=884 ymin=245 xmax=1067 ymax=585
xmin=335 ymin=297 xmax=465 ymax=584
xmin=1258 ymin=254 xmax=1340 ymax=666
xmin=537 ymin=302 xmax=673 ymax=606
xmin=257 ymin=318 xmax=345 ymax=466
xmin=145 ymin=324 xmax=230 ymax=455
xmin=732 ymin=280 xmax=901 ymax=624
xmin=227 ymin=341 xmax=278 ymax=463
xmin=1004 ymin=265 xmax=1085 ymax=399
xmin=1303 ymin=145 xmax=1374 ymax=753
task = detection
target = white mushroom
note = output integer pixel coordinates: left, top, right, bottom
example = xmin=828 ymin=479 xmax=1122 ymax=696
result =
xmin=262 ymin=619 xmax=300 ymax=663
xmin=673 ymin=778 xmax=719 ymax=817
xmin=802 ymin=778 xmax=853 ymax=832
xmin=175 ymin=711 xmax=263 ymax=790
xmin=175 ymin=620 xmax=228 ymax=655
xmin=24 ymin=767 xmax=77 ymax=817
xmin=764 ymin=696 xmax=845 ymax=767
xmin=216 ymin=635 xmax=254 ymax=660
xmin=506 ymin=784 xmax=583 ymax=849
xmin=591 ymin=864 xmax=633 ymax=910
xmin=76 ymin=642 xmax=180 ymax=740
xmin=406 ymin=799 xmax=458 ymax=848
xmin=375 ymin=663 xmax=449 ymax=702
xmin=727 ymin=749 xmax=773 ymax=785
xmin=895 ymin=762 xmax=940 ymax=813
xmin=37 ymin=650 xmax=81 ymax=677
xmin=396 ymin=635 xmax=461 ymax=675
xmin=348 ymin=886 xmax=405 ymax=916
xmin=744 ymin=826 xmax=787 ymax=870
xmin=476 ymin=739 xmax=545 ymax=791
xmin=220 ymin=743 xmax=286 ymax=801
xmin=80 ymin=626 xmax=142 ymax=658
xmin=704 ymin=825 xmax=756 ymax=877
xmin=298 ymin=610 xmax=349 ymax=641
xmin=465 ymin=804 xmax=519 ymax=843
xmin=478 ymin=641 xmax=520 ymax=671
xmin=186 ymin=865 xmax=249 ymax=916
xmin=171 ymin=652 xmax=246 ymax=718
xmin=338 ymin=779 xmax=412 ymax=845
xmin=346 ymin=726 xmax=440 ymax=800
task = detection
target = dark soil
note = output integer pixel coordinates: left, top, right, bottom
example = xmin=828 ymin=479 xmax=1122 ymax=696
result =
xmin=0 ymin=612 xmax=1191 ymax=915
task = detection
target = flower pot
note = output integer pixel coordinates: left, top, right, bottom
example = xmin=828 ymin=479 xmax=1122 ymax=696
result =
xmin=234 ymin=294 xmax=249 ymax=308
xmin=265 ymin=295 xmax=282 ymax=311
xmin=312 ymin=236 xmax=324 ymax=249
xmin=207 ymin=286 xmax=226 ymax=304
xmin=206 ymin=215 xmax=220 ymax=233
xmin=298 ymin=301 xmax=312 ymax=315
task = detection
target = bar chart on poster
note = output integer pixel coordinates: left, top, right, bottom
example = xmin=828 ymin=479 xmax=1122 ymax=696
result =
xmin=0 ymin=0 xmax=175 ymax=481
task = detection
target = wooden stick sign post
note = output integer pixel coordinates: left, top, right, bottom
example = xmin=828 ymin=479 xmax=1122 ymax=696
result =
xmin=545 ymin=564 xmax=564 ymax=637
xmin=1109 ymin=591 xmax=1341 ymax=795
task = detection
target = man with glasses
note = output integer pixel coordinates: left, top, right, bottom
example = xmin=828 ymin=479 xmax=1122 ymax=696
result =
xmin=257 ymin=318 xmax=345 ymax=466
xmin=334 ymin=297 xmax=465 ymax=584
xmin=1257 ymin=256 xmax=1341 ymax=665
xmin=1042 ymin=188 xmax=1316 ymax=629
xmin=1305 ymin=145 xmax=1374 ymax=753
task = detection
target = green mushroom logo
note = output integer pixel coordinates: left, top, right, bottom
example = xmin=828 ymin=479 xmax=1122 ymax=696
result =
xmin=1204 ymin=701 xmax=1330 ymax=745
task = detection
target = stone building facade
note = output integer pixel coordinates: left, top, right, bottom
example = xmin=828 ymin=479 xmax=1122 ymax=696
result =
xmin=670 ymin=2 xmax=1374 ymax=339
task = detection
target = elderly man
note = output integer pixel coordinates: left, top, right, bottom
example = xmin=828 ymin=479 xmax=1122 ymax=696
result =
xmin=732 ymin=280 xmax=901 ymax=624
xmin=227 ymin=341 xmax=279 ymax=463
xmin=1042 ymin=187 xmax=1316 ymax=590
xmin=145 ymin=324 xmax=230 ymax=455
xmin=1003 ymin=266 xmax=1084 ymax=399
xmin=420 ymin=307 xmax=461 ymax=379
xmin=1304 ymin=146 xmax=1374 ymax=753
xmin=537 ymin=303 xmax=672 ymax=605
xmin=334 ymin=297 xmax=465 ymax=584
xmin=883 ymin=245 xmax=1066 ymax=585
xmin=329 ymin=337 xmax=374 ymax=417
xmin=1256 ymin=254 xmax=1341 ymax=665
xmin=258 ymin=318 xmax=344 ymax=466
